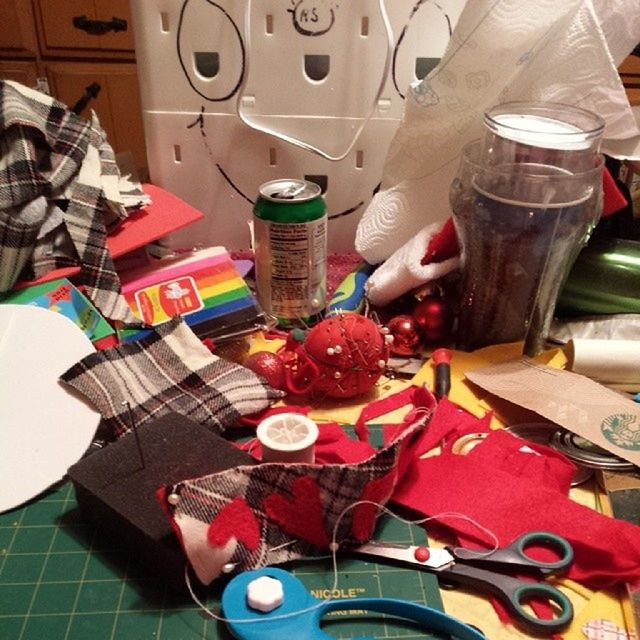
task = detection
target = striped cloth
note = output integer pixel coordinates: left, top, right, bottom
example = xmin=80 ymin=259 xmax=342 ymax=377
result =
xmin=60 ymin=317 xmax=284 ymax=438
xmin=0 ymin=80 xmax=136 ymax=323
xmin=161 ymin=410 xmax=430 ymax=585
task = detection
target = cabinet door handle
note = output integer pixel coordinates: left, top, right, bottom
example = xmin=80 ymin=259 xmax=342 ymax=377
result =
xmin=72 ymin=15 xmax=128 ymax=36
xmin=72 ymin=82 xmax=101 ymax=115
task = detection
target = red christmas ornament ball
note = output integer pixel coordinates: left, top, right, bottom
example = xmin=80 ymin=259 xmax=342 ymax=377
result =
xmin=302 ymin=314 xmax=390 ymax=399
xmin=412 ymin=296 xmax=453 ymax=342
xmin=387 ymin=314 xmax=422 ymax=356
xmin=244 ymin=351 xmax=286 ymax=390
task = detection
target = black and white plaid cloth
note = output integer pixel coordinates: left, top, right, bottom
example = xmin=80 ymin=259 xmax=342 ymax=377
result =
xmin=0 ymin=80 xmax=136 ymax=323
xmin=163 ymin=414 xmax=428 ymax=585
xmin=60 ymin=317 xmax=285 ymax=438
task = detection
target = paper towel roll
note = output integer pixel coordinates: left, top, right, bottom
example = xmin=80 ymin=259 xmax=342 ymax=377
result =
xmin=567 ymin=339 xmax=640 ymax=384
xmin=257 ymin=414 xmax=319 ymax=464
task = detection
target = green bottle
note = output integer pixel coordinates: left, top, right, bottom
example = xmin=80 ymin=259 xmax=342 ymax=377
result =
xmin=556 ymin=237 xmax=640 ymax=316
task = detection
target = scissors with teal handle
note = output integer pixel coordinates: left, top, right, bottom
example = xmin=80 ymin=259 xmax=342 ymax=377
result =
xmin=222 ymin=566 xmax=485 ymax=640
xmin=353 ymin=531 xmax=574 ymax=634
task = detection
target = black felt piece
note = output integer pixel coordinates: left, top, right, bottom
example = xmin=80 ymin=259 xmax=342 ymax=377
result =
xmin=67 ymin=412 xmax=255 ymax=589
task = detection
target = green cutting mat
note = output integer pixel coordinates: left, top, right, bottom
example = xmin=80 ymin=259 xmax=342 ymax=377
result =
xmin=0 ymin=481 xmax=445 ymax=640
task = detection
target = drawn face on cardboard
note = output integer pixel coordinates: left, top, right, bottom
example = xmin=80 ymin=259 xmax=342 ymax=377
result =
xmin=174 ymin=0 xmax=461 ymax=250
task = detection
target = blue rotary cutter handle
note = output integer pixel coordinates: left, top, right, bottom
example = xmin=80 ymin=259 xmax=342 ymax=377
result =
xmin=222 ymin=567 xmax=485 ymax=640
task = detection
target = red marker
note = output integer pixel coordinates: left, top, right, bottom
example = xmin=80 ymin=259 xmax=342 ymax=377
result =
xmin=432 ymin=348 xmax=452 ymax=400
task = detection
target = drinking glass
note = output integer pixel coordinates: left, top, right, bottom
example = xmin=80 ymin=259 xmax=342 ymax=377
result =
xmin=450 ymin=140 xmax=604 ymax=355
xmin=481 ymin=102 xmax=604 ymax=172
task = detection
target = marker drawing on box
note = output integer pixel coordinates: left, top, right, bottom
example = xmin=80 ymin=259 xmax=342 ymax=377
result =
xmin=179 ymin=1 xmax=378 ymax=221
xmin=176 ymin=0 xmax=245 ymax=102
xmin=287 ymin=0 xmax=337 ymax=37
xmin=186 ymin=106 xmax=367 ymax=220
xmin=392 ymin=0 xmax=453 ymax=99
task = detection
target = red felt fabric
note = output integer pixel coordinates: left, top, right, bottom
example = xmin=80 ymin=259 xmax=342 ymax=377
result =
xmin=315 ymin=423 xmax=377 ymax=463
xmin=421 ymin=217 xmax=459 ymax=265
xmin=207 ymin=497 xmax=260 ymax=550
xmin=352 ymin=471 xmax=399 ymax=541
xmin=392 ymin=399 xmax=640 ymax=588
xmin=602 ymin=167 xmax=628 ymax=217
xmin=355 ymin=385 xmax=435 ymax=442
xmin=263 ymin=476 xmax=331 ymax=548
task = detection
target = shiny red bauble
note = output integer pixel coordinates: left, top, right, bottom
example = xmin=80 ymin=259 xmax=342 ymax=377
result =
xmin=386 ymin=314 xmax=422 ymax=357
xmin=244 ymin=350 xmax=286 ymax=390
xmin=412 ymin=296 xmax=453 ymax=342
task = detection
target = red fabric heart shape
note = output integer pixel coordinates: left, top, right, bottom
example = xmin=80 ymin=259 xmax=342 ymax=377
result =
xmin=351 ymin=470 xmax=398 ymax=542
xmin=207 ymin=497 xmax=260 ymax=550
xmin=263 ymin=476 xmax=330 ymax=548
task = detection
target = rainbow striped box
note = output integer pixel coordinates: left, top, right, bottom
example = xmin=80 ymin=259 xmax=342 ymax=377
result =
xmin=118 ymin=247 xmax=264 ymax=343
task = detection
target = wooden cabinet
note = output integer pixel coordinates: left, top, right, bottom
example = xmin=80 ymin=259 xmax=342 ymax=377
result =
xmin=46 ymin=61 xmax=146 ymax=168
xmin=0 ymin=0 xmax=147 ymax=174
xmin=0 ymin=60 xmax=40 ymax=87
xmin=619 ymin=54 xmax=640 ymax=107
xmin=35 ymin=0 xmax=135 ymax=57
xmin=0 ymin=1 xmax=40 ymax=58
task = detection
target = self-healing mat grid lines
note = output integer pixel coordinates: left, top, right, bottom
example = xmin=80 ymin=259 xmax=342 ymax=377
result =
xmin=0 ymin=483 xmax=445 ymax=640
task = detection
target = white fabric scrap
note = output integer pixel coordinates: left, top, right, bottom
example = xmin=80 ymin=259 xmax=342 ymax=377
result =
xmin=365 ymin=223 xmax=459 ymax=306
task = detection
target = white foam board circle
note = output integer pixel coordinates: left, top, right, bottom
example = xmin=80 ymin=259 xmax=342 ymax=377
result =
xmin=0 ymin=305 xmax=100 ymax=513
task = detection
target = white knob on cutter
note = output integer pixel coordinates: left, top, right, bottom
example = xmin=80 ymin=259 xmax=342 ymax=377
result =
xmin=246 ymin=575 xmax=284 ymax=613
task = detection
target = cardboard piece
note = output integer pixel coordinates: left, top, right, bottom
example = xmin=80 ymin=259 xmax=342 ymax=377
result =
xmin=117 ymin=246 xmax=265 ymax=342
xmin=466 ymin=358 xmax=640 ymax=467
xmin=1 ymin=278 xmax=115 ymax=344
xmin=0 ymin=305 xmax=100 ymax=513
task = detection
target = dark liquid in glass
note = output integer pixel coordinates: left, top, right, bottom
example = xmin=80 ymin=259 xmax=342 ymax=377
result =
xmin=452 ymin=185 xmax=594 ymax=352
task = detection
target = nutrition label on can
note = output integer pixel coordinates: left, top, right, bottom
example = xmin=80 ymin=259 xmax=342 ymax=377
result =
xmin=254 ymin=216 xmax=327 ymax=321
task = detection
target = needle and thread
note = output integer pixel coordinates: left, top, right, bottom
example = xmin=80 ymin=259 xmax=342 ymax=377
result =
xmin=122 ymin=400 xmax=145 ymax=469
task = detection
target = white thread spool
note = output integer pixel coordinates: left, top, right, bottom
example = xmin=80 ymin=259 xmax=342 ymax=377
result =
xmin=257 ymin=414 xmax=319 ymax=464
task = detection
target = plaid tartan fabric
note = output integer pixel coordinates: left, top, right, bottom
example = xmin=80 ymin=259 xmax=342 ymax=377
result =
xmin=0 ymin=82 xmax=90 ymax=209
xmin=0 ymin=197 xmax=47 ymax=291
xmin=0 ymin=81 xmax=136 ymax=322
xmin=162 ymin=414 xmax=429 ymax=585
xmin=57 ymin=115 xmax=135 ymax=322
xmin=60 ymin=317 xmax=285 ymax=438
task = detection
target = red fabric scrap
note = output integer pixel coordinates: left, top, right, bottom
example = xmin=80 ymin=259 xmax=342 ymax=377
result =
xmin=421 ymin=217 xmax=459 ymax=265
xmin=352 ymin=470 xmax=399 ymax=542
xmin=602 ymin=167 xmax=628 ymax=217
xmin=263 ymin=476 xmax=331 ymax=548
xmin=207 ymin=497 xmax=260 ymax=550
xmin=392 ymin=400 xmax=640 ymax=588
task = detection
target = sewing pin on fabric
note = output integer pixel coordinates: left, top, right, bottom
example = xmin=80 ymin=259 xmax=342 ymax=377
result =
xmin=122 ymin=401 xmax=145 ymax=469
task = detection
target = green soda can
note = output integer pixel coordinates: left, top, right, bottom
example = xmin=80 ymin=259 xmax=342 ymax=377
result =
xmin=253 ymin=179 xmax=327 ymax=326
